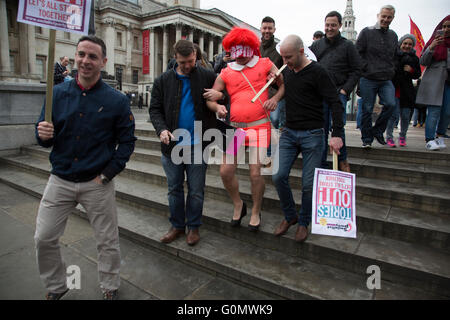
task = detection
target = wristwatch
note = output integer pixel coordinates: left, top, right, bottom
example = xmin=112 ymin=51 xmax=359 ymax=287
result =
xmin=100 ymin=174 xmax=110 ymax=185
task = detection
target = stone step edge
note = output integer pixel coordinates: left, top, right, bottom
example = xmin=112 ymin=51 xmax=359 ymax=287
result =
xmin=2 ymin=153 xmax=450 ymax=249
xmin=14 ymin=149 xmax=450 ymax=206
xmin=134 ymin=132 xmax=450 ymax=163
xmin=22 ymin=145 xmax=450 ymax=189
xmin=0 ymin=163 xmax=449 ymax=297
xmin=0 ymin=173 xmax=372 ymax=300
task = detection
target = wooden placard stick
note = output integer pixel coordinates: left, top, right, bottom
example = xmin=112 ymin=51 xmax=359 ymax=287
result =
xmin=45 ymin=29 xmax=56 ymax=123
xmin=333 ymin=151 xmax=338 ymax=171
xmin=251 ymin=64 xmax=287 ymax=103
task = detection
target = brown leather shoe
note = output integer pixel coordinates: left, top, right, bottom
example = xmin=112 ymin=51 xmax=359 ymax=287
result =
xmin=294 ymin=226 xmax=308 ymax=243
xmin=186 ymin=229 xmax=200 ymax=246
xmin=160 ymin=227 xmax=185 ymax=244
xmin=339 ymin=160 xmax=351 ymax=173
xmin=274 ymin=217 xmax=298 ymax=236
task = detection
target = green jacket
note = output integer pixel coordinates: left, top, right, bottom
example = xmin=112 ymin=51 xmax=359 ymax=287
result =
xmin=260 ymin=36 xmax=283 ymax=69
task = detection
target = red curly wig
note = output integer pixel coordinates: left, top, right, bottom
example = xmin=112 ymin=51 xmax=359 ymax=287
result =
xmin=222 ymin=27 xmax=261 ymax=57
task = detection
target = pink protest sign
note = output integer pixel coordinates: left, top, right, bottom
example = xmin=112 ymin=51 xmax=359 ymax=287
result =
xmin=312 ymin=169 xmax=357 ymax=239
xmin=17 ymin=0 xmax=91 ymax=35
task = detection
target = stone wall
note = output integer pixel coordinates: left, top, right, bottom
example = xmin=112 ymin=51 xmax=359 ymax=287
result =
xmin=0 ymin=83 xmax=45 ymax=150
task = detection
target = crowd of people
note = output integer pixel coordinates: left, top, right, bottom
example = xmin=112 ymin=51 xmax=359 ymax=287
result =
xmin=34 ymin=5 xmax=448 ymax=300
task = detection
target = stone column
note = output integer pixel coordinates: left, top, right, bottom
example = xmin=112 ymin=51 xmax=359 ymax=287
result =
xmin=163 ymin=25 xmax=169 ymax=72
xmin=188 ymin=28 xmax=194 ymax=42
xmin=198 ymin=31 xmax=204 ymax=52
xmin=27 ymin=25 xmax=37 ymax=75
xmin=104 ymin=19 xmax=116 ymax=76
xmin=0 ymin=0 xmax=10 ymax=73
xmin=176 ymin=23 xmax=182 ymax=43
xmin=150 ymin=28 xmax=155 ymax=82
xmin=125 ymin=24 xmax=133 ymax=84
xmin=19 ymin=23 xmax=29 ymax=75
xmin=208 ymin=35 xmax=214 ymax=62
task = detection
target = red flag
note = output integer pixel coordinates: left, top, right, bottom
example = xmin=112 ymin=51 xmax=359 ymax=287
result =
xmin=409 ymin=16 xmax=425 ymax=72
xmin=142 ymin=29 xmax=150 ymax=75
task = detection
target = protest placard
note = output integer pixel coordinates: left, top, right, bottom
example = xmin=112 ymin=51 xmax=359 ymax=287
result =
xmin=311 ymin=168 xmax=357 ymax=239
xmin=17 ymin=0 xmax=92 ymax=35
xmin=17 ymin=0 xmax=92 ymax=122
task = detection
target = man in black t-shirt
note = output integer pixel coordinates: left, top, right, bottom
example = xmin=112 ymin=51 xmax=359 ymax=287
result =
xmin=272 ymin=35 xmax=343 ymax=243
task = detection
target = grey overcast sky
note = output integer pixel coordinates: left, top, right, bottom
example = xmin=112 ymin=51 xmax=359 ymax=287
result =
xmin=200 ymin=0 xmax=449 ymax=46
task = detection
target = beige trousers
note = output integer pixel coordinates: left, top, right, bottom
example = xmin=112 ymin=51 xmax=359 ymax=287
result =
xmin=34 ymin=175 xmax=121 ymax=293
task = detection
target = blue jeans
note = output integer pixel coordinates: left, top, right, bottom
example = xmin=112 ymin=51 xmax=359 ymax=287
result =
xmin=425 ymin=83 xmax=450 ymax=141
xmin=386 ymin=98 xmax=412 ymax=139
xmin=359 ymin=77 xmax=396 ymax=143
xmin=356 ymin=98 xmax=363 ymax=129
xmin=321 ymin=93 xmax=348 ymax=168
xmin=161 ymin=153 xmax=207 ymax=230
xmin=272 ymin=127 xmax=324 ymax=227
xmin=270 ymin=99 xmax=286 ymax=129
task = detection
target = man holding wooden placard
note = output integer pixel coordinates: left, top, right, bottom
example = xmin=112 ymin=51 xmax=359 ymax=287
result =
xmin=272 ymin=35 xmax=343 ymax=243
xmin=35 ymin=36 xmax=136 ymax=300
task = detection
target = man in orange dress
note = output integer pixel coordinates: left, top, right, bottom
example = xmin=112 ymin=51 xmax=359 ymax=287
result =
xmin=206 ymin=27 xmax=284 ymax=232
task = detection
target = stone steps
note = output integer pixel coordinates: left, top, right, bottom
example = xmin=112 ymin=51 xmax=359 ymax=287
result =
xmin=19 ymin=146 xmax=450 ymax=216
xmin=1 ymin=153 xmax=449 ymax=298
xmin=135 ymin=128 xmax=450 ymax=168
xmin=0 ymin=165 xmax=446 ymax=300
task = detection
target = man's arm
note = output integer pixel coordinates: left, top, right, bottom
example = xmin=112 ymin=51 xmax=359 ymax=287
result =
xmin=341 ymin=42 xmax=363 ymax=95
xmin=263 ymin=64 xmax=285 ymax=111
xmin=101 ymin=97 xmax=136 ymax=180
xmin=35 ymin=102 xmax=54 ymax=148
xmin=318 ymin=67 xmax=344 ymax=153
xmin=206 ymin=75 xmax=228 ymax=118
xmin=355 ymin=28 xmax=368 ymax=73
xmin=149 ymin=76 xmax=169 ymax=137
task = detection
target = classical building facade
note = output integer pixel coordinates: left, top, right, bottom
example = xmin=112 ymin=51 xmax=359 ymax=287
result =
xmin=0 ymin=0 xmax=260 ymax=102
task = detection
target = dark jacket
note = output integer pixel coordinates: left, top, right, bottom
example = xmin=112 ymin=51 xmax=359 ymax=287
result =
xmin=149 ymin=66 xmax=217 ymax=157
xmin=393 ymin=49 xmax=421 ymax=108
xmin=214 ymin=51 xmax=234 ymax=74
xmin=54 ymin=62 xmax=67 ymax=85
xmin=260 ymin=36 xmax=283 ymax=69
xmin=310 ymin=33 xmax=362 ymax=97
xmin=356 ymin=25 xmax=398 ymax=81
xmin=36 ymin=79 xmax=136 ymax=182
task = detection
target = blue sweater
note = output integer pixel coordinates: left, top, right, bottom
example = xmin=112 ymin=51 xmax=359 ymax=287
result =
xmin=36 ymin=79 xmax=136 ymax=182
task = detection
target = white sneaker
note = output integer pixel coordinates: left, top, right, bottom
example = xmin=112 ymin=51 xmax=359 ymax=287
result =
xmin=435 ymin=137 xmax=447 ymax=149
xmin=426 ymin=140 xmax=440 ymax=151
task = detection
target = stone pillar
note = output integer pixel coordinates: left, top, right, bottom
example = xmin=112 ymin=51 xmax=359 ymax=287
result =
xmin=150 ymin=28 xmax=155 ymax=82
xmin=19 ymin=23 xmax=29 ymax=75
xmin=125 ymin=24 xmax=133 ymax=84
xmin=176 ymin=23 xmax=182 ymax=43
xmin=27 ymin=25 xmax=37 ymax=75
xmin=104 ymin=19 xmax=116 ymax=76
xmin=0 ymin=0 xmax=10 ymax=73
xmin=188 ymin=28 xmax=194 ymax=42
xmin=208 ymin=35 xmax=214 ymax=62
xmin=218 ymin=39 xmax=223 ymax=54
xmin=198 ymin=31 xmax=204 ymax=52
xmin=163 ymin=25 xmax=169 ymax=72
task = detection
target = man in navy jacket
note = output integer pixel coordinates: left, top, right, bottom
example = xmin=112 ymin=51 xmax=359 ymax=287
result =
xmin=35 ymin=35 xmax=136 ymax=300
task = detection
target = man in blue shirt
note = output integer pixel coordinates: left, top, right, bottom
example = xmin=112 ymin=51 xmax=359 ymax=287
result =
xmin=150 ymin=40 xmax=218 ymax=246
xmin=35 ymin=35 xmax=136 ymax=300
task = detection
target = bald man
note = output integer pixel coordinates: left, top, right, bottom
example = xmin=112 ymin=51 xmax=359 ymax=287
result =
xmin=272 ymin=35 xmax=343 ymax=242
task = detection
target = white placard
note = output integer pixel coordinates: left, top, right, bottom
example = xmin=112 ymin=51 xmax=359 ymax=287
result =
xmin=17 ymin=0 xmax=92 ymax=35
xmin=311 ymin=168 xmax=357 ymax=238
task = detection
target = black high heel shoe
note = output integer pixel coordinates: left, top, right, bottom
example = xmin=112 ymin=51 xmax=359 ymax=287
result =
xmin=230 ymin=202 xmax=247 ymax=227
xmin=248 ymin=213 xmax=261 ymax=232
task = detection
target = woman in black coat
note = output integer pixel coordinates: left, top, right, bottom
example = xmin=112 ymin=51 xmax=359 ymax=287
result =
xmin=385 ymin=34 xmax=421 ymax=147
